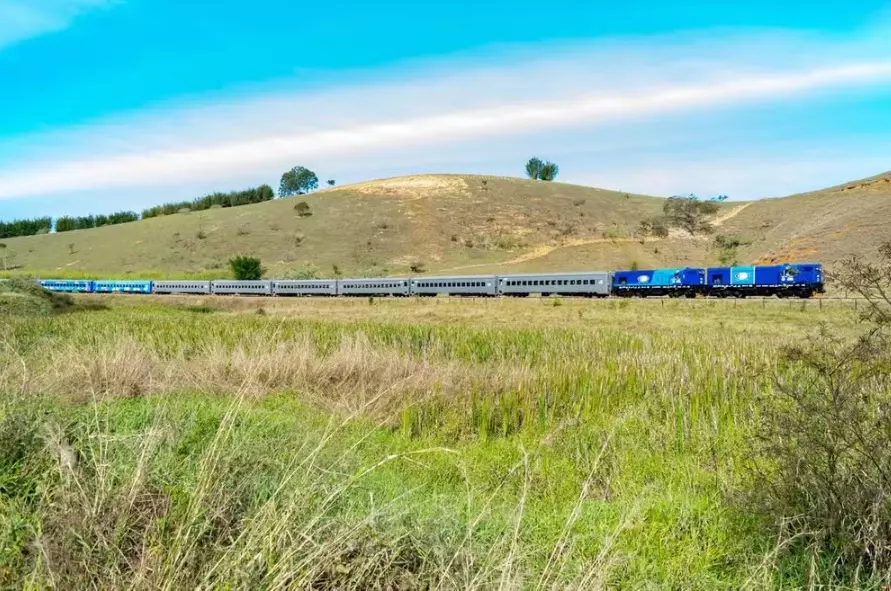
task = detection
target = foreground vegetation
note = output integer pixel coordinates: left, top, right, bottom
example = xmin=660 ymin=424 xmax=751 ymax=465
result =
xmin=0 ymin=291 xmax=888 ymax=588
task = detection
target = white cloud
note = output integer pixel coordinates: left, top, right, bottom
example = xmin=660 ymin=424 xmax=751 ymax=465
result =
xmin=1 ymin=27 xmax=890 ymax=204
xmin=0 ymin=0 xmax=113 ymax=49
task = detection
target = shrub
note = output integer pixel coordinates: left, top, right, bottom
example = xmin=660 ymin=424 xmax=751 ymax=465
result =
xmin=749 ymin=243 xmax=891 ymax=574
xmin=650 ymin=219 xmax=669 ymax=238
xmin=229 ymin=256 xmax=265 ymax=280
xmin=294 ymin=201 xmax=312 ymax=217
xmin=750 ymin=330 xmax=891 ymax=573
xmin=409 ymin=261 xmax=426 ymax=273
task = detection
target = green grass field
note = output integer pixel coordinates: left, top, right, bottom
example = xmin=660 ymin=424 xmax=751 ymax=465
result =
xmin=0 ymin=294 xmax=875 ymax=588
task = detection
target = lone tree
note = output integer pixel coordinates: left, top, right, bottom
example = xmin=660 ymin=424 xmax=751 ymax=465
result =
xmin=662 ymin=194 xmax=725 ymax=235
xmin=525 ymin=157 xmax=544 ymax=180
xmin=229 ymin=256 xmax=265 ymax=280
xmin=279 ymin=166 xmax=319 ymax=197
xmin=539 ymin=161 xmax=559 ymax=181
xmin=525 ymin=157 xmax=559 ymax=181
xmin=326 ymin=179 xmax=336 ymax=187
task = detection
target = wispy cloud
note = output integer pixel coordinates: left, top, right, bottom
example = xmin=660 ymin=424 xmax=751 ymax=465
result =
xmin=0 ymin=0 xmax=113 ymax=50
xmin=1 ymin=27 xmax=890 ymax=204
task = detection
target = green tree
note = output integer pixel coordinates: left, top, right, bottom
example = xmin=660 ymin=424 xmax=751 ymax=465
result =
xmin=229 ymin=256 xmax=265 ymax=280
xmin=525 ymin=157 xmax=544 ymax=180
xmin=539 ymin=161 xmax=559 ymax=181
xmin=279 ymin=166 xmax=319 ymax=196
xmin=525 ymin=157 xmax=559 ymax=181
xmin=663 ymin=194 xmax=722 ymax=235
xmin=0 ymin=243 xmax=6 ymax=270
xmin=327 ymin=179 xmax=336 ymax=187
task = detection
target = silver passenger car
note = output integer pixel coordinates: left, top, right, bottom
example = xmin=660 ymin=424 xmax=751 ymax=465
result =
xmin=211 ymin=280 xmax=273 ymax=296
xmin=410 ymin=275 xmax=497 ymax=296
xmin=497 ymin=271 xmax=611 ymax=297
xmin=336 ymin=278 xmax=410 ymax=296
xmin=152 ymin=280 xmax=212 ymax=295
xmin=272 ymin=280 xmax=337 ymax=296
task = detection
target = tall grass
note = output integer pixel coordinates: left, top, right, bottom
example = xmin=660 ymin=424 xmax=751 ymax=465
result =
xmin=0 ymin=299 xmax=869 ymax=587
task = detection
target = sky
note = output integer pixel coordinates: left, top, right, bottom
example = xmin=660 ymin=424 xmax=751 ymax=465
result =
xmin=1 ymin=0 xmax=890 ymax=219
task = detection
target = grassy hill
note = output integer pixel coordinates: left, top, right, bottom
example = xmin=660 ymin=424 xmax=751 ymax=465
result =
xmin=2 ymin=172 xmax=889 ymax=278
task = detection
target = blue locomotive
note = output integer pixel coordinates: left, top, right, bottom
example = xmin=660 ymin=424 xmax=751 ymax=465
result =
xmin=34 ymin=262 xmax=824 ymax=299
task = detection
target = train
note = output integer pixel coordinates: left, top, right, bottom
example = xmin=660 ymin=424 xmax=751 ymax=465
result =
xmin=32 ymin=262 xmax=824 ymax=299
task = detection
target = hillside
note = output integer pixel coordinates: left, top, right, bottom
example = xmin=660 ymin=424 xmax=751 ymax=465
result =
xmin=1 ymin=172 xmax=888 ymax=278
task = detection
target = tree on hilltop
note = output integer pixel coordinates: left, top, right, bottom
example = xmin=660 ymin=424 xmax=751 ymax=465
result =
xmin=279 ymin=166 xmax=319 ymax=197
xmin=525 ymin=157 xmax=544 ymax=180
xmin=539 ymin=161 xmax=559 ymax=181
xmin=525 ymin=157 xmax=559 ymax=181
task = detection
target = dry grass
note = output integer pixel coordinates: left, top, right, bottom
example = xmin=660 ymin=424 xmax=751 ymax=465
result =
xmin=13 ymin=332 xmax=523 ymax=425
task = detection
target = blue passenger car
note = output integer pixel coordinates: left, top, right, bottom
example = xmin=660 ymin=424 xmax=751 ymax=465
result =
xmin=612 ymin=267 xmax=704 ymax=297
xmin=38 ymin=279 xmax=94 ymax=293
xmin=93 ymin=280 xmax=153 ymax=294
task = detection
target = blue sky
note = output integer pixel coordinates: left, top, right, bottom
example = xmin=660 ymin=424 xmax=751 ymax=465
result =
xmin=1 ymin=0 xmax=891 ymax=219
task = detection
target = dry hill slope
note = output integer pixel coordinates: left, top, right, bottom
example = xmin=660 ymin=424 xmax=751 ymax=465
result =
xmin=1 ymin=172 xmax=888 ymax=278
xmin=725 ymin=170 xmax=891 ymax=265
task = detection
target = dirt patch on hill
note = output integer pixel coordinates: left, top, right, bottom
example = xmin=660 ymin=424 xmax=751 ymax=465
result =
xmin=346 ymin=176 xmax=471 ymax=201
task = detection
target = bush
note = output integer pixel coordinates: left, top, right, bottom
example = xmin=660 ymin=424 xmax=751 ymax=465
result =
xmin=749 ymin=242 xmax=891 ymax=575
xmin=294 ymin=201 xmax=312 ymax=217
xmin=409 ymin=261 xmax=426 ymax=273
xmin=0 ymin=278 xmax=75 ymax=316
xmin=229 ymin=256 xmax=265 ymax=280
xmin=751 ymin=330 xmax=891 ymax=573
